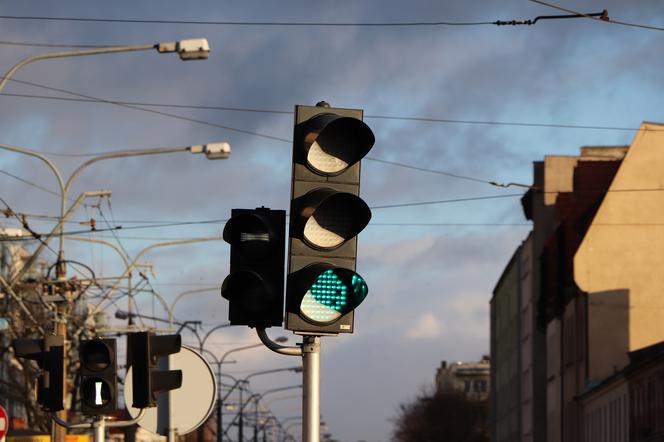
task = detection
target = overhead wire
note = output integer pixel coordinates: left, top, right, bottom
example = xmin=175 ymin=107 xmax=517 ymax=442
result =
xmin=2 ymin=77 xmax=291 ymax=144
xmin=1 ymin=90 xmax=655 ymax=133
xmin=0 ymin=197 xmax=93 ymax=283
xmin=97 ymin=200 xmax=132 ymax=264
xmin=6 ymin=9 xmax=658 ymax=30
xmin=0 ymin=77 xmax=655 ymax=189
xmin=370 ymin=193 xmax=523 ymax=209
xmin=0 ymin=169 xmax=70 ymax=199
xmin=0 ymin=195 xmax=59 ymax=255
xmin=0 ymin=15 xmax=496 ymax=27
xmin=0 ymin=193 xmax=528 ymax=242
xmin=8 ymin=181 xmax=664 ymax=242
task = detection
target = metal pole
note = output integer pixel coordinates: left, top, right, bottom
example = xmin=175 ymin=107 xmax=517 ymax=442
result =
xmin=254 ymin=396 xmax=258 ymax=442
xmin=167 ymin=355 xmax=176 ymax=442
xmin=93 ymin=417 xmax=105 ymax=442
xmin=217 ymin=362 xmax=223 ymax=442
xmin=302 ymin=336 xmax=320 ymax=442
xmin=239 ymin=385 xmax=244 ymax=442
xmin=216 ymin=398 xmax=223 ymax=442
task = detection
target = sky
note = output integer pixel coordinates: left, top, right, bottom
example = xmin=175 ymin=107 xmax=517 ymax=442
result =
xmin=1 ymin=1 xmax=663 ymax=441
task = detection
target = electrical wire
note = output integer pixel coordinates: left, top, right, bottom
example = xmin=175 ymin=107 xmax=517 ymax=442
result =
xmin=4 ymin=193 xmax=528 ymax=240
xmin=0 ymin=195 xmax=59 ymax=254
xmin=0 ymin=77 xmax=654 ymax=188
xmin=8 ymin=181 xmax=664 ymax=238
xmin=0 ymin=14 xmax=496 ymax=27
xmin=2 ymin=77 xmax=291 ymax=145
xmin=370 ymin=193 xmax=523 ymax=209
xmin=1 ymin=90 xmax=656 ymax=133
xmin=0 ymin=169 xmax=67 ymax=198
xmin=529 ymin=0 xmax=664 ymax=32
xmin=364 ymin=157 xmax=493 ymax=185
xmin=97 ymin=201 xmax=132 ymax=264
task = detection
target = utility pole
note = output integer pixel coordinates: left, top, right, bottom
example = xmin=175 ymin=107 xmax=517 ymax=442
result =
xmin=53 ymin=259 xmax=68 ymax=442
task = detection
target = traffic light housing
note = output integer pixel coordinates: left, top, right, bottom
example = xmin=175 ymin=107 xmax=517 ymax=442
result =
xmin=79 ymin=338 xmax=117 ymax=415
xmin=129 ymin=331 xmax=182 ymax=408
xmin=12 ymin=335 xmax=65 ymax=412
xmin=221 ymin=207 xmax=286 ymax=328
xmin=285 ymin=103 xmax=374 ymax=334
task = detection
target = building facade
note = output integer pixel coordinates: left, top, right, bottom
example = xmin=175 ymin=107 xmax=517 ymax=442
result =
xmin=435 ymin=356 xmax=490 ymax=401
xmin=492 ymin=122 xmax=664 ymax=442
xmin=490 ymin=248 xmax=522 ymax=442
xmin=625 ymin=341 xmax=664 ymax=441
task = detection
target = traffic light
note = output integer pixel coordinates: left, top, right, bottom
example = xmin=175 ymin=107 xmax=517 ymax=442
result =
xmin=128 ymin=331 xmax=182 ymax=408
xmin=79 ymin=338 xmax=117 ymax=415
xmin=221 ymin=207 xmax=286 ymax=328
xmin=12 ymin=335 xmax=65 ymax=411
xmin=285 ymin=103 xmax=374 ymax=334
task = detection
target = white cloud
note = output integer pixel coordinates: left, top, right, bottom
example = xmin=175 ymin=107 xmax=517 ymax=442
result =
xmin=406 ymin=312 xmax=445 ymax=339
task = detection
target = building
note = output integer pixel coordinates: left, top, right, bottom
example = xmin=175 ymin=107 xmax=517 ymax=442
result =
xmin=490 ymin=247 xmax=522 ymax=442
xmin=625 ymin=340 xmax=664 ymax=441
xmin=518 ymin=233 xmax=545 ymax=442
xmin=577 ymin=370 xmax=629 ymax=442
xmin=492 ymin=121 xmax=664 ymax=442
xmin=435 ymin=356 xmax=490 ymax=401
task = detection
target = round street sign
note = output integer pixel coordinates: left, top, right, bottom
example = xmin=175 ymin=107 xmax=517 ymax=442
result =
xmin=0 ymin=404 xmax=8 ymax=440
xmin=125 ymin=346 xmax=216 ymax=436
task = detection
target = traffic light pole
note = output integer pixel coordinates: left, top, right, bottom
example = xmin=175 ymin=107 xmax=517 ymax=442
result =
xmin=256 ymin=329 xmax=323 ymax=442
xmin=51 ymin=410 xmax=145 ymax=442
xmin=302 ymin=336 xmax=320 ymax=442
xmin=93 ymin=417 xmax=106 ymax=442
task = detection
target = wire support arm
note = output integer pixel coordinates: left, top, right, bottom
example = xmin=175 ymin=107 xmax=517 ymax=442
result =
xmin=495 ymin=9 xmax=608 ymax=26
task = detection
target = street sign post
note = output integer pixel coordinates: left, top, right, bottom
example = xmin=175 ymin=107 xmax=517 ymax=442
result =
xmin=0 ymin=404 xmax=8 ymax=442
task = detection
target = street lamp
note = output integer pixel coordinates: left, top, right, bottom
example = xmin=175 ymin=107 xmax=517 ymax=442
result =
xmin=0 ymin=38 xmax=211 ymax=94
xmin=207 ymin=339 xmax=288 ymax=442
xmin=170 ymin=287 xmax=222 ymax=328
xmin=0 ymin=142 xmax=231 ymax=286
xmin=1 ymin=143 xmax=229 ymax=442
xmin=219 ymin=383 xmax=303 ymax=442
xmin=244 ymin=384 xmax=303 ymax=442
xmin=0 ymin=40 xmax=212 ymax=442
xmin=157 ymin=38 xmax=210 ymax=61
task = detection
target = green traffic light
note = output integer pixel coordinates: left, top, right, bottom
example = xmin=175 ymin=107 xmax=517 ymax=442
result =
xmin=300 ymin=269 xmax=368 ymax=324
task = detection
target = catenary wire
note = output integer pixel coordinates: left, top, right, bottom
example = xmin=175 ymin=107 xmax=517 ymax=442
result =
xmin=0 ymin=169 xmax=65 ymax=198
xmin=1 ymin=82 xmax=658 ymax=187
xmin=0 ymin=15 xmax=496 ymax=27
xmin=0 ymin=196 xmax=90 ymax=279
xmin=0 ymin=193 xmax=527 ymax=241
xmin=7 ymin=183 xmax=664 ymax=239
xmin=1 ymin=91 xmax=655 ymax=133
xmin=0 ymin=77 xmax=652 ymax=187
xmin=2 ymin=77 xmax=291 ymax=144
xmin=6 ymin=184 xmax=664 ymax=233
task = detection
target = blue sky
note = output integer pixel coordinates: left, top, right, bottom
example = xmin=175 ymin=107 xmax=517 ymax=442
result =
xmin=1 ymin=1 xmax=663 ymax=441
